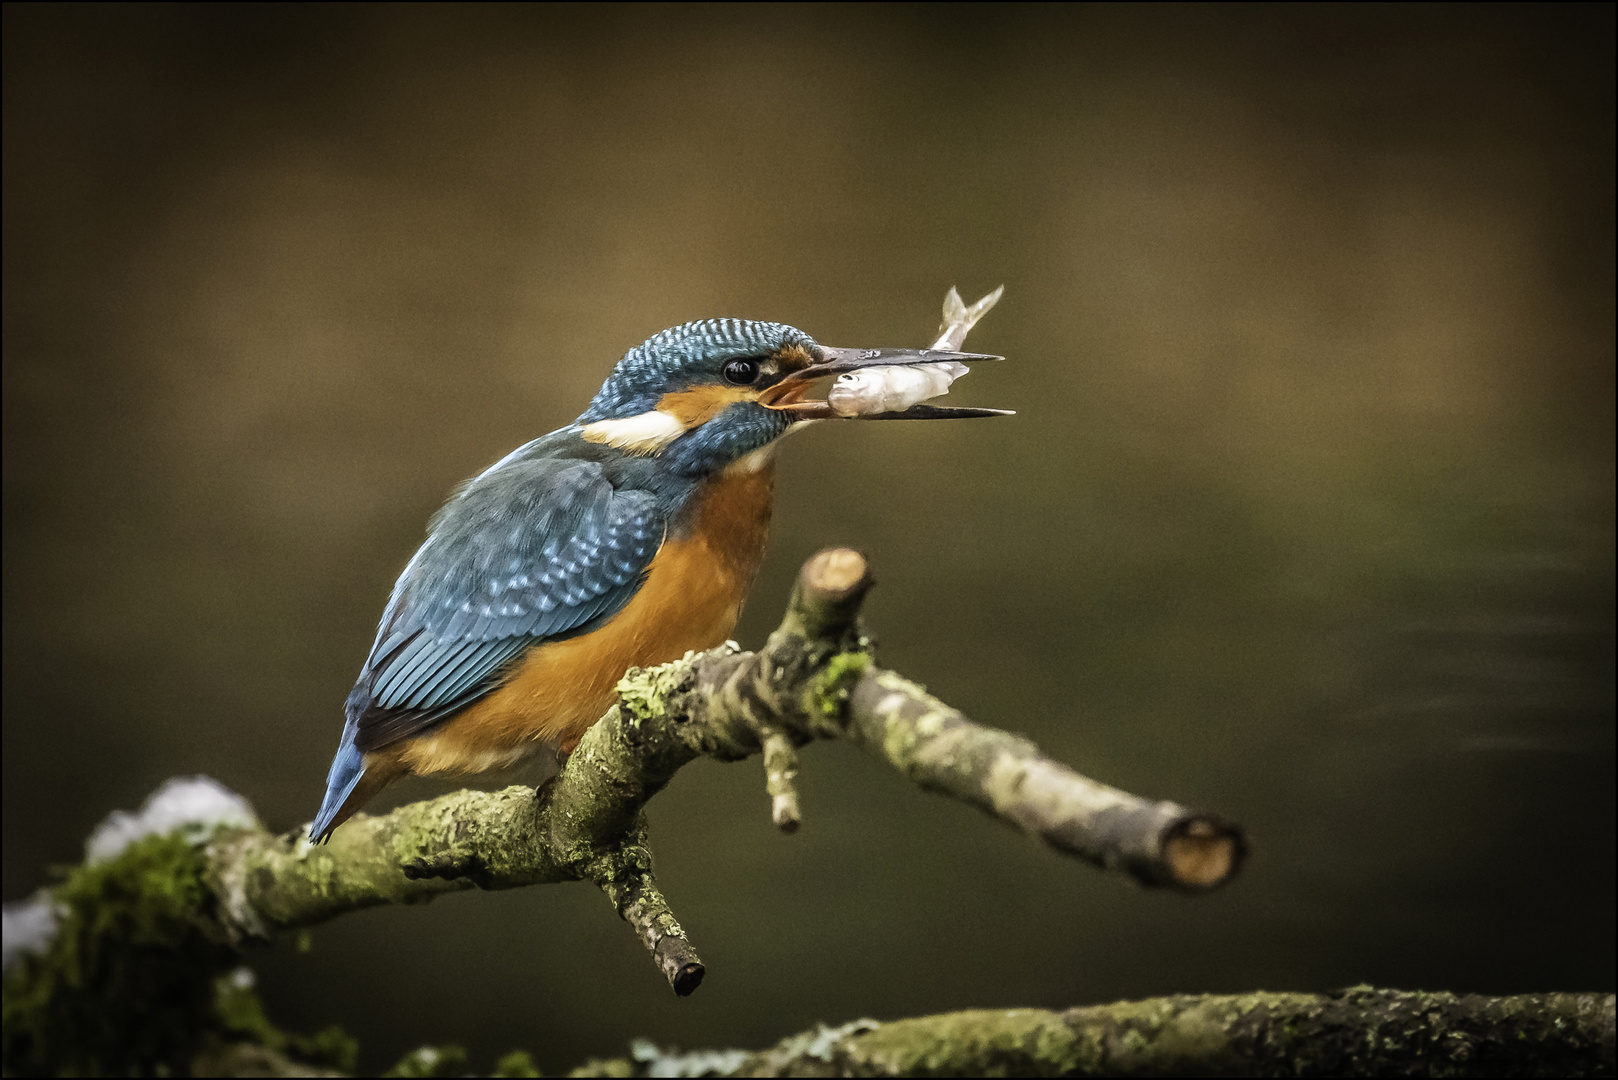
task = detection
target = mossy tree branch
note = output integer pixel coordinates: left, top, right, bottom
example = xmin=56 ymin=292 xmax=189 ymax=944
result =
xmin=581 ymin=988 xmax=1617 ymax=1078
xmin=206 ymin=549 xmax=1244 ymax=997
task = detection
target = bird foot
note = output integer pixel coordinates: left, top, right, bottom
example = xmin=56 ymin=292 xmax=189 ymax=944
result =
xmin=534 ymin=736 xmax=583 ymax=801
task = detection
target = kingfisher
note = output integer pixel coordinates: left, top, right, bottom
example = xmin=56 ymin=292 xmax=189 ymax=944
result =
xmin=311 ymin=313 xmax=1003 ymax=841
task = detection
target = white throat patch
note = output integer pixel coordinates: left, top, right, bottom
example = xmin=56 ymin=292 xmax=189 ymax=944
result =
xmin=580 ymin=410 xmax=687 ymax=454
xmin=724 ymin=443 xmax=778 ymax=475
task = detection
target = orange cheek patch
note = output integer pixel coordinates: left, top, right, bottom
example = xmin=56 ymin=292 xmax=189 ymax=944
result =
xmin=656 ymin=386 xmax=758 ymax=427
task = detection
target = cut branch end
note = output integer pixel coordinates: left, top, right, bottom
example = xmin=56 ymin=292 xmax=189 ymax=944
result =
xmin=654 ymin=937 xmax=706 ymax=997
xmin=593 ymin=847 xmax=707 ymax=997
xmin=771 ymin=793 xmax=801 ymax=833
xmin=1161 ymin=816 xmax=1245 ymax=890
xmin=789 ymin=548 xmax=874 ymax=640
xmin=805 ymin=547 xmax=869 ymax=594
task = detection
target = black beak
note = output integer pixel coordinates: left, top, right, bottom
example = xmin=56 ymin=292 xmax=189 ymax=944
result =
xmin=762 ymin=347 xmax=1012 ymax=420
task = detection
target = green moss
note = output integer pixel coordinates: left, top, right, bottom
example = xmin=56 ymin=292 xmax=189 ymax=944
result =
xmin=566 ymin=1056 xmax=634 ymax=1077
xmin=2 ymin=832 xmax=357 ymax=1077
xmin=213 ymin=970 xmax=358 ymax=1073
xmin=616 ymin=655 xmax=695 ymax=724
xmin=2 ymin=833 xmax=233 ymax=1076
xmin=492 ymin=1048 xmax=543 ymax=1077
xmin=806 ymin=651 xmax=871 ymax=722
xmin=852 ymin=1010 xmax=1074 ymax=1077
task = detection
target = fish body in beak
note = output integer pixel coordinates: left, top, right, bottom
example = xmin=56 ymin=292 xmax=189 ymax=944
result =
xmin=827 ymin=360 xmax=969 ymax=416
xmin=761 ymin=285 xmax=1013 ymax=420
xmin=763 ymin=346 xmax=1011 ymax=420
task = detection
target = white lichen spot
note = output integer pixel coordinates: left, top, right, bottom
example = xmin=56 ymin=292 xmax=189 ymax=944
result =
xmin=84 ymin=775 xmax=259 ymax=864
xmin=762 ymin=1019 xmax=881 ymax=1067
xmin=804 ymin=1019 xmax=881 ymax=1060
xmin=630 ymin=1039 xmax=751 ymax=1078
xmin=394 ymin=1047 xmax=443 ymax=1072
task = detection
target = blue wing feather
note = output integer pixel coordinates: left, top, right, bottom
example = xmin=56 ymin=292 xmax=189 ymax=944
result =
xmin=396 ymin=639 xmax=479 ymax=710
xmin=371 ymin=634 xmax=435 ymax=702
xmin=349 ymin=456 xmax=665 ymax=753
xmin=408 ymin=638 xmax=507 ymax=709
xmin=432 ymin=638 xmax=532 ymax=706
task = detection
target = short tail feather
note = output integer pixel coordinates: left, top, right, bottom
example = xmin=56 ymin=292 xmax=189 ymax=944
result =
xmin=311 ymin=680 xmax=377 ymax=842
xmin=310 ymin=735 xmax=366 ymax=843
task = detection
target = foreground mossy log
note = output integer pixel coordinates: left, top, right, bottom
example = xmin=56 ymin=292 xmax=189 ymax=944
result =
xmin=209 ymin=549 xmax=1244 ymax=996
xmin=584 ymin=989 xmax=1617 ymax=1078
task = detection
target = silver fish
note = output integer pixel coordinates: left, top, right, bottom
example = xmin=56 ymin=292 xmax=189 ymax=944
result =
xmin=827 ymin=285 xmax=1004 ymax=417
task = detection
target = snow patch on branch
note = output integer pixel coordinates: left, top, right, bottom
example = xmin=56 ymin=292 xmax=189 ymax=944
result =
xmin=85 ymin=776 xmax=258 ymax=864
xmin=1 ymin=891 xmax=63 ymax=974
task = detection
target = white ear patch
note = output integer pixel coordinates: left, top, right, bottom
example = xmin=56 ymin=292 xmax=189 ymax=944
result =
xmin=580 ymin=410 xmax=687 ymax=454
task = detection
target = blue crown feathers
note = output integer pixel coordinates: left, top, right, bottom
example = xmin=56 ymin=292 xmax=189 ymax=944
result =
xmin=579 ymin=319 xmax=817 ymax=422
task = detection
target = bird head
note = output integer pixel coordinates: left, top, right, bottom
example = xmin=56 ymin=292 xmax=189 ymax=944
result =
xmin=577 ymin=318 xmax=1002 ymax=476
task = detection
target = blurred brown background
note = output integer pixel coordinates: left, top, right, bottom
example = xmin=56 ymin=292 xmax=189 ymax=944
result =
xmin=4 ymin=3 xmax=1613 ymax=1073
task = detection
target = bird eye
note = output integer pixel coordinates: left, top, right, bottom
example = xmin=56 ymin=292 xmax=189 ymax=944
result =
xmin=723 ymin=359 xmax=761 ymax=385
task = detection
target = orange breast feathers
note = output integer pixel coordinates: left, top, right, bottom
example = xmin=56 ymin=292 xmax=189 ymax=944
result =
xmin=381 ymin=459 xmax=777 ymax=780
